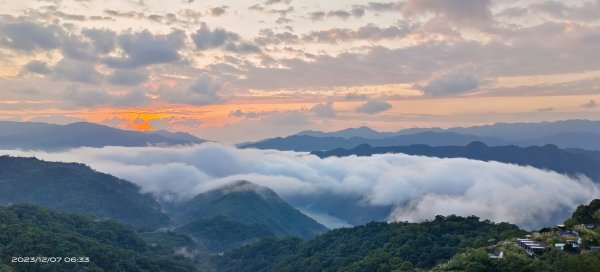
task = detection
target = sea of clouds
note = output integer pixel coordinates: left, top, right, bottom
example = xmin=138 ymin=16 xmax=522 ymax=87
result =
xmin=3 ymin=142 xmax=599 ymax=230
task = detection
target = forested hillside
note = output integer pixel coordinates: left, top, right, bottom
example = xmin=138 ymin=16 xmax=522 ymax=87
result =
xmin=0 ymin=156 xmax=169 ymax=229
xmin=0 ymin=205 xmax=197 ymax=272
xmin=213 ymin=215 xmax=525 ymax=271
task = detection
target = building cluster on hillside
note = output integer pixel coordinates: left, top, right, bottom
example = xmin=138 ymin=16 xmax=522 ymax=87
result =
xmin=554 ymin=225 xmax=582 ymax=251
xmin=554 ymin=224 xmax=600 ymax=253
xmin=554 ymin=239 xmax=582 ymax=251
xmin=585 ymin=224 xmax=595 ymax=230
xmin=487 ymin=251 xmax=504 ymax=259
xmin=556 ymin=229 xmax=579 ymax=236
xmin=516 ymin=238 xmax=547 ymax=256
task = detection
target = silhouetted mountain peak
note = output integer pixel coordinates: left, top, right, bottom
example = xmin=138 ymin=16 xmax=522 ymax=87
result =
xmin=342 ymin=126 xmax=377 ymax=133
xmin=466 ymin=141 xmax=488 ymax=149
xmin=541 ymin=144 xmax=560 ymax=150
xmin=295 ymin=126 xmax=389 ymax=139
xmin=355 ymin=143 xmax=373 ymax=150
xmin=213 ymin=180 xmax=278 ymax=200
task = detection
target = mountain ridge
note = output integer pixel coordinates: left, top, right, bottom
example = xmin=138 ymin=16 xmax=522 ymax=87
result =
xmin=239 ymin=132 xmax=509 ymax=152
xmin=245 ymin=119 xmax=600 ymax=151
xmin=294 ymin=119 xmax=600 ymax=140
xmin=0 ymin=155 xmax=170 ymax=229
xmin=0 ymin=121 xmax=205 ymax=150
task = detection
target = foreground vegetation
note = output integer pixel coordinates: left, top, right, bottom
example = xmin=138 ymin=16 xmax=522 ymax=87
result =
xmin=3 ymin=199 xmax=600 ymax=271
xmin=0 ymin=205 xmax=197 ymax=272
xmin=213 ymin=199 xmax=600 ymax=272
xmin=212 ymin=215 xmax=526 ymax=271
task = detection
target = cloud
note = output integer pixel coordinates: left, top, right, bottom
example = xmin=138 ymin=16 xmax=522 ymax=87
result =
xmin=191 ymin=23 xmax=239 ymax=50
xmin=23 ymin=60 xmax=52 ymax=75
xmin=3 ymin=143 xmax=598 ymax=230
xmin=1 ymin=0 xmax=600 ymax=112
xmin=537 ymin=107 xmax=554 ymax=112
xmin=361 ymin=2 xmax=404 ymax=12
xmin=171 ymin=118 xmax=202 ymax=128
xmin=402 ymin=0 xmax=492 ymax=26
xmin=275 ymin=17 xmax=293 ymax=24
xmin=530 ymin=1 xmax=600 ymax=22
xmin=28 ymin=115 xmax=86 ymax=125
xmin=356 ymin=99 xmax=392 ymax=114
xmin=581 ymin=99 xmax=597 ymax=109
xmin=265 ymin=0 xmax=292 ymax=5
xmin=417 ymin=67 xmax=481 ymax=97
xmin=229 ymin=109 xmax=260 ymax=118
xmin=254 ymin=29 xmax=299 ymax=45
xmin=53 ymin=58 xmax=102 ymax=83
xmin=104 ymin=30 xmax=185 ymax=69
xmin=496 ymin=7 xmax=529 ymax=18
xmin=60 ymin=34 xmax=100 ymax=61
xmin=218 ymin=22 xmax=600 ymax=91
xmin=223 ymin=41 xmax=261 ymax=53
xmin=160 ymin=73 xmax=223 ymax=105
xmin=52 ymin=11 xmax=87 ymax=21
xmin=82 ymin=28 xmax=116 ymax=54
xmin=345 ymin=92 xmax=368 ymax=100
xmin=310 ymin=102 xmax=336 ymax=118
xmin=200 ymin=110 xmax=313 ymax=143
xmin=0 ymin=20 xmax=62 ymax=52
xmin=186 ymin=74 xmax=222 ymax=102
xmin=149 ymin=117 xmax=202 ymax=130
xmin=309 ymin=8 xmax=365 ymax=21
xmin=261 ymin=110 xmax=310 ymax=126
xmin=191 ymin=23 xmax=260 ymax=53
xmin=326 ymin=10 xmax=353 ymax=20
xmin=249 ymin=4 xmax=294 ymax=15
xmin=309 ymin=11 xmax=326 ymax=21
xmin=108 ymin=68 xmax=149 ymax=86
xmin=209 ymin=6 xmax=228 ymax=16
xmin=301 ymin=24 xmax=410 ymax=44
xmin=61 ymin=86 xmax=149 ymax=107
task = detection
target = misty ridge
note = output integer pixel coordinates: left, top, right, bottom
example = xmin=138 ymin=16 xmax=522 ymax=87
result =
xmin=4 ymin=141 xmax=599 ymax=230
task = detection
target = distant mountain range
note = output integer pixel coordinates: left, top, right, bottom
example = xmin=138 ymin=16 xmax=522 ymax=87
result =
xmin=0 ymin=121 xmax=204 ymax=150
xmin=298 ymin=119 xmax=600 ymax=141
xmin=312 ymin=142 xmax=600 ymax=182
xmin=239 ymin=132 xmax=509 ymax=152
xmin=3 ymin=119 xmax=599 ymax=151
xmin=243 ymin=119 xmax=600 ymax=151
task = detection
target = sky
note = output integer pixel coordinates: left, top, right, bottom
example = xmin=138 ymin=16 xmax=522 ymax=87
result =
xmin=1 ymin=0 xmax=599 ymax=143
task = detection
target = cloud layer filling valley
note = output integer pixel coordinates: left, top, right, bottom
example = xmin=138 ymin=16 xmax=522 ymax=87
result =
xmin=4 ymin=143 xmax=598 ymax=230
